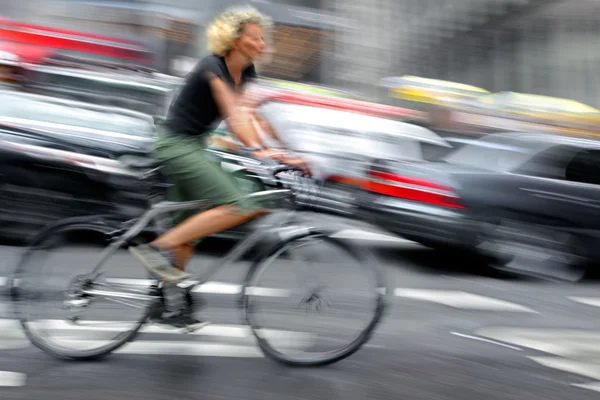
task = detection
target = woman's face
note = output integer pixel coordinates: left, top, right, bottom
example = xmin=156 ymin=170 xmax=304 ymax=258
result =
xmin=233 ymin=23 xmax=265 ymax=61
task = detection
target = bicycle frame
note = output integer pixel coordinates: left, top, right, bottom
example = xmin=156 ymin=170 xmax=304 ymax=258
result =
xmin=84 ymin=186 xmax=308 ymax=302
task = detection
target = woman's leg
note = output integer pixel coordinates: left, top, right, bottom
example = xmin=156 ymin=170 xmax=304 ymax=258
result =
xmin=153 ymin=205 xmax=265 ymax=251
xmin=174 ymin=243 xmax=195 ymax=271
xmin=130 ymin=132 xmax=267 ymax=281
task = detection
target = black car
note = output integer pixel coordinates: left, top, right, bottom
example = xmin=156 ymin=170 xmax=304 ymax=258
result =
xmin=0 ymin=90 xmax=280 ymax=243
xmin=19 ymin=56 xmax=178 ymax=117
xmin=0 ymin=90 xmax=158 ymax=242
xmin=356 ymin=132 xmax=600 ymax=282
xmin=0 ymin=87 xmax=451 ymax=244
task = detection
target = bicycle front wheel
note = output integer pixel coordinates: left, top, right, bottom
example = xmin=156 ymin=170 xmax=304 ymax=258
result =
xmin=242 ymin=229 xmax=388 ymax=366
xmin=10 ymin=217 xmax=159 ymax=361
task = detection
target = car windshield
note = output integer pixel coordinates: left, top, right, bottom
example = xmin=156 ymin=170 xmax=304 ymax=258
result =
xmin=443 ymin=135 xmax=545 ymax=171
xmin=0 ymin=94 xmax=154 ymax=138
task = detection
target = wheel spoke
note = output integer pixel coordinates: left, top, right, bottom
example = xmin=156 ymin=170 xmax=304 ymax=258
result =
xmin=244 ymin=232 xmax=387 ymax=366
xmin=13 ymin=220 xmax=155 ymax=360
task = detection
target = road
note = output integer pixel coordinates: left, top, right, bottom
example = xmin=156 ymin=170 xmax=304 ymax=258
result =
xmin=1 ymin=224 xmax=600 ymax=400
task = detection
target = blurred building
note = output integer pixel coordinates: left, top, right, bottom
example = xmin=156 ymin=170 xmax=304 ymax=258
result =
xmin=371 ymin=0 xmax=600 ymax=107
xmin=2 ymin=0 xmax=599 ymax=106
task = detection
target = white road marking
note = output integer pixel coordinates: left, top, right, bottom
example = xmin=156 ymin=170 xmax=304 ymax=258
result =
xmin=103 ymin=279 xmax=291 ymax=297
xmin=573 ymin=381 xmax=600 ymax=393
xmin=568 ymin=297 xmax=600 ymax=308
xmin=475 ymin=327 xmax=600 ymax=358
xmin=194 ymin=281 xmax=241 ymax=294
xmin=394 ymin=289 xmax=537 ymax=312
xmin=0 ymin=277 xmax=6 ymax=286
xmin=331 ymin=230 xmax=415 ymax=244
xmin=476 ymin=326 xmax=600 ymax=394
xmin=0 ymin=319 xmax=29 ymax=350
xmin=528 ymin=356 xmax=600 ymax=381
xmin=0 ymin=318 xmax=316 ymax=354
xmin=54 ymin=340 xmax=264 ymax=358
xmin=450 ymin=331 xmax=523 ymax=351
xmin=23 ymin=320 xmax=308 ymax=341
xmin=0 ymin=371 xmax=26 ymax=387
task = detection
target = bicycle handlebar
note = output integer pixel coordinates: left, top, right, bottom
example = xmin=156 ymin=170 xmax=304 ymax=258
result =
xmin=267 ymin=164 xmax=303 ymax=176
xmin=236 ymin=148 xmax=310 ymax=178
xmin=217 ymin=147 xmax=321 ymax=209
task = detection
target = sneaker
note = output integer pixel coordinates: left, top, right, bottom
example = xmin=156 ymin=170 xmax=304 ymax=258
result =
xmin=150 ymin=286 xmax=210 ymax=332
xmin=157 ymin=310 xmax=211 ymax=333
xmin=129 ymin=244 xmax=191 ymax=282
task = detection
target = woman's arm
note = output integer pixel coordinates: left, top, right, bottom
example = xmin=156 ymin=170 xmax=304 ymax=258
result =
xmin=208 ymin=75 xmax=266 ymax=149
xmin=210 ymin=75 xmax=309 ymax=171
xmin=249 ymin=110 xmax=285 ymax=148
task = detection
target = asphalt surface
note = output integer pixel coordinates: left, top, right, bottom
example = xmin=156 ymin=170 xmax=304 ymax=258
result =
xmin=1 ymin=223 xmax=600 ymax=400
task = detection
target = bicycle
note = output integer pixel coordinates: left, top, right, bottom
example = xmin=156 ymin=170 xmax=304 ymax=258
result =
xmin=9 ymin=152 xmax=389 ymax=366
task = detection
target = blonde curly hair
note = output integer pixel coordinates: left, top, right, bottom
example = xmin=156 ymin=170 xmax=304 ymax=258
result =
xmin=206 ymin=5 xmax=272 ymax=57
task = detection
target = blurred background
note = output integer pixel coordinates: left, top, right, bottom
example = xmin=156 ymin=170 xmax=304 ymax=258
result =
xmin=2 ymin=1 xmax=600 ymax=399
xmin=4 ymin=0 xmax=600 ymax=98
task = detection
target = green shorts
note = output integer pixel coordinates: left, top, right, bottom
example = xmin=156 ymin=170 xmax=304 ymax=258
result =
xmin=153 ymin=125 xmax=261 ymax=227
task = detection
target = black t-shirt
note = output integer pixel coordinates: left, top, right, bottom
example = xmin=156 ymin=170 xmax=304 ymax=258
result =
xmin=165 ymin=54 xmax=257 ymax=136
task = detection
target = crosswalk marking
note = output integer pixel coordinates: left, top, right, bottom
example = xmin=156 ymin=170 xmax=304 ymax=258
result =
xmin=0 ymin=318 xmax=315 ymax=356
xmin=475 ymin=327 xmax=600 ymax=358
xmin=51 ymin=340 xmax=265 ymax=358
xmin=105 ymin=279 xmax=291 ymax=297
xmin=529 ymin=356 xmax=600 ymax=381
xmin=573 ymin=381 xmax=600 ymax=393
xmin=475 ymin=327 xmax=600 ymax=394
xmin=0 ymin=319 xmax=28 ymax=350
xmin=450 ymin=331 xmax=523 ymax=351
xmin=395 ymin=289 xmax=537 ymax=313
xmin=0 ymin=371 xmax=26 ymax=387
xmin=0 ymin=277 xmax=292 ymax=297
xmin=331 ymin=230 xmax=415 ymax=244
xmin=568 ymin=297 xmax=600 ymax=308
xmin=22 ymin=319 xmax=312 ymax=342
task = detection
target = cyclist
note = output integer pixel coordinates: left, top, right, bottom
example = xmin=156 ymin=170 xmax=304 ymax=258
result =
xmin=129 ymin=5 xmax=305 ymax=330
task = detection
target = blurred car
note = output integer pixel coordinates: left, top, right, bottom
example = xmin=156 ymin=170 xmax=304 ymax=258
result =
xmin=379 ymin=75 xmax=489 ymax=124
xmin=0 ymin=90 xmax=156 ymax=242
xmin=19 ymin=56 xmax=176 ymax=117
xmin=436 ymin=91 xmax=600 ymax=137
xmin=0 ymin=41 xmax=56 ymax=85
xmin=0 ymin=16 xmax=153 ymax=65
xmin=208 ymin=89 xmax=450 ymax=217
xmin=356 ymin=131 xmax=600 ymax=282
xmin=0 ymin=85 xmax=442 ymax=243
xmin=0 ymin=17 xmax=169 ymax=116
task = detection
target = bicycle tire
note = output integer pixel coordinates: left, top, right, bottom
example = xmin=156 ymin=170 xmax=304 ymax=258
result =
xmin=242 ymin=229 xmax=388 ymax=366
xmin=10 ymin=216 xmax=157 ymax=361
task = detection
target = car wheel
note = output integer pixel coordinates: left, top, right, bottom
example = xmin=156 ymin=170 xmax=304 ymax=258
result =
xmin=476 ymin=218 xmax=588 ymax=282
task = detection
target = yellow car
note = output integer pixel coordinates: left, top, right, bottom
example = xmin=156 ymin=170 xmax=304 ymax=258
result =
xmin=380 ymin=75 xmax=489 ymax=110
xmin=473 ymin=91 xmax=600 ymax=127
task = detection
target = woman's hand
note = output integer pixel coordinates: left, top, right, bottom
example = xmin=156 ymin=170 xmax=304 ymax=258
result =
xmin=253 ymin=148 xmax=310 ymax=174
xmin=253 ymin=148 xmax=286 ymax=160
xmin=281 ymin=156 xmax=310 ymax=174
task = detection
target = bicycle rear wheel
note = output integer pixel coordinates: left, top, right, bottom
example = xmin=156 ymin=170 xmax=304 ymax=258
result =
xmin=10 ymin=217 xmax=159 ymax=360
xmin=242 ymin=229 xmax=388 ymax=366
